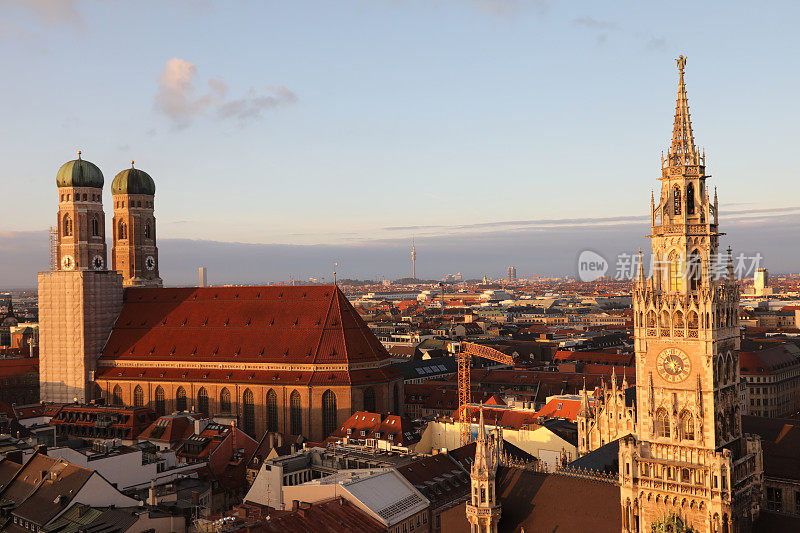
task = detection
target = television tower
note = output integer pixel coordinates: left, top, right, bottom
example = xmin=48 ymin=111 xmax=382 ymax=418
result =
xmin=411 ymin=238 xmax=417 ymax=279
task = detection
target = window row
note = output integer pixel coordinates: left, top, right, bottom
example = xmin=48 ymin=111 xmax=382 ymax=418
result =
xmin=62 ymin=214 xmax=102 ymax=238
xmin=111 ymin=385 xmax=338 ymax=437
xmin=61 ymin=193 xmax=101 ymax=202
xmin=114 ymin=200 xmax=153 ymax=208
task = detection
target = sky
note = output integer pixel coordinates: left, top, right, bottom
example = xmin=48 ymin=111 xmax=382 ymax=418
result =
xmin=1 ymin=0 xmax=799 ymax=287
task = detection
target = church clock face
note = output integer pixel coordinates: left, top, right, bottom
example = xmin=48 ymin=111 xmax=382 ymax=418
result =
xmin=61 ymin=255 xmax=75 ymax=271
xmin=657 ymin=347 xmax=691 ymax=383
xmin=145 ymin=255 xmax=156 ymax=271
xmin=92 ymin=255 xmax=104 ymax=270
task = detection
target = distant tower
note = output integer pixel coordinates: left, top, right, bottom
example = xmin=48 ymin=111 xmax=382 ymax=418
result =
xmin=111 ymin=162 xmax=162 ymax=287
xmin=39 ymin=152 xmax=123 ymax=403
xmin=754 ymin=268 xmax=771 ymax=297
xmin=199 ymin=267 xmax=208 ymax=287
xmin=411 ymin=238 xmax=417 ymax=279
xmin=506 ymin=266 xmax=517 ymax=282
xmin=466 ymin=405 xmax=502 ymax=533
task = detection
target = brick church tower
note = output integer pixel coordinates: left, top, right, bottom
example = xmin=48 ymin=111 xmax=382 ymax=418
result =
xmin=111 ymin=162 xmax=162 ymax=287
xmin=617 ymin=57 xmax=762 ymax=533
xmin=39 ymin=153 xmax=123 ymax=403
xmin=54 ymin=151 xmax=108 ymax=272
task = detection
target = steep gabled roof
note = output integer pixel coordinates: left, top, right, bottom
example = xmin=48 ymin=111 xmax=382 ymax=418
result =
xmin=97 ymin=285 xmax=400 ymax=385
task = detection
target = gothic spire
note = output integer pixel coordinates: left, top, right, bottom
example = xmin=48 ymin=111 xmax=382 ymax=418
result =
xmin=472 ymin=404 xmax=491 ymax=475
xmin=477 ymin=403 xmax=486 ymax=443
xmin=668 ymin=55 xmax=699 ymax=167
xmin=578 ymin=378 xmax=592 ymax=418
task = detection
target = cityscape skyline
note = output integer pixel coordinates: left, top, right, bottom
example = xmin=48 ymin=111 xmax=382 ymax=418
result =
xmin=2 ymin=206 xmax=798 ymax=288
xmin=2 ymin=1 xmax=799 ymax=287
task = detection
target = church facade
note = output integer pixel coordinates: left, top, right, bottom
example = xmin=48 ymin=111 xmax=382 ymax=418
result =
xmin=38 ymin=156 xmax=403 ymax=442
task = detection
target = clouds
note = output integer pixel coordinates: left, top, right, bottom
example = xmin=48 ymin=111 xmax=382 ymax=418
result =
xmin=572 ymin=14 xmax=666 ymax=50
xmin=0 ymin=0 xmax=82 ymax=44
xmin=217 ymin=86 xmax=297 ymax=122
xmin=1 ymin=0 xmax=83 ymax=27
xmin=154 ymin=58 xmax=296 ymax=129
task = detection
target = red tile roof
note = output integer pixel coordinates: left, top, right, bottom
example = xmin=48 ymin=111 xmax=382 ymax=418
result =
xmin=533 ymin=397 xmax=585 ymax=422
xmin=97 ymin=285 xmax=399 ymax=385
xmin=139 ymin=414 xmax=196 ymax=444
xmin=258 ymin=497 xmax=384 ymax=532
xmin=0 ymin=358 xmax=38 ymax=378
xmin=327 ymin=411 xmax=420 ymax=446
xmin=740 ymin=345 xmax=798 ymax=375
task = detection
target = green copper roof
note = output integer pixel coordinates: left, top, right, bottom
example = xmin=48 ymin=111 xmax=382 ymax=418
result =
xmin=112 ymin=166 xmax=156 ymax=196
xmin=56 ymin=157 xmax=104 ymax=189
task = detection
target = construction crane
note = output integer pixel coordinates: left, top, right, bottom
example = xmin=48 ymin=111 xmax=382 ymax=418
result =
xmin=456 ymin=342 xmax=514 ymax=446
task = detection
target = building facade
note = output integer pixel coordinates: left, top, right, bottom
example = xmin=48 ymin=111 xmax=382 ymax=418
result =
xmin=577 ymin=370 xmax=636 ymax=456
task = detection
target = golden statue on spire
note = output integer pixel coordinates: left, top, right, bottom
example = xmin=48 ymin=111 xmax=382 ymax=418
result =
xmin=676 ymin=55 xmax=686 ymax=72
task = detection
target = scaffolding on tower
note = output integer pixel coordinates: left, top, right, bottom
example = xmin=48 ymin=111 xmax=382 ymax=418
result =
xmin=49 ymin=226 xmax=58 ymax=270
xmin=455 ymin=342 xmax=514 ymax=446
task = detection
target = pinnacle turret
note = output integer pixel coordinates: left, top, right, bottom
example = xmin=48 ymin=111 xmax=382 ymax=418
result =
xmin=668 ymin=55 xmax=700 ymax=167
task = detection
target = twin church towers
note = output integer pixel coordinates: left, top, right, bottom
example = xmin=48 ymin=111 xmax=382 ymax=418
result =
xmin=39 ymin=155 xmax=162 ymax=403
xmin=54 ymin=152 xmax=161 ymax=286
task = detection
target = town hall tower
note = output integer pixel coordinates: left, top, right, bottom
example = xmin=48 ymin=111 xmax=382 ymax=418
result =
xmin=616 ymin=57 xmax=762 ymax=533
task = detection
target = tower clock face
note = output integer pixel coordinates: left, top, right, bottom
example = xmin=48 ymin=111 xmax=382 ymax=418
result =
xmin=92 ymin=255 xmax=104 ymax=270
xmin=657 ymin=347 xmax=691 ymax=383
xmin=145 ymin=255 xmax=156 ymax=271
xmin=61 ymin=255 xmax=75 ymax=271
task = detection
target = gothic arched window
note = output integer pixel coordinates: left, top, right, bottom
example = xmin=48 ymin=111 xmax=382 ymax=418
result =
xmin=673 ymin=186 xmax=682 ymax=215
xmin=112 ymin=385 xmax=123 ymax=406
xmin=155 ymin=386 xmax=166 ymax=415
xmin=220 ymin=388 xmax=231 ymax=413
xmin=290 ymin=390 xmax=302 ymax=435
xmin=687 ymin=311 xmax=699 ymax=331
xmin=144 ymin=221 xmax=151 ymax=239
xmin=118 ymin=220 xmax=127 ymax=240
xmin=674 ymin=310 xmax=685 ymax=330
xmin=63 ymin=214 xmax=73 ymax=237
xmin=133 ymin=385 xmax=144 ymax=407
xmin=647 ymin=311 xmax=657 ymax=328
xmin=266 ymin=389 xmax=278 ymax=432
xmin=688 ymin=250 xmax=702 ymax=291
xmin=687 ymin=183 xmax=695 ymax=215
xmin=322 ymin=389 xmax=337 ymax=439
xmin=197 ymin=387 xmax=209 ymax=415
xmin=242 ymin=389 xmax=255 ymax=435
xmin=680 ymin=410 xmax=695 ymax=440
xmin=660 ymin=310 xmax=671 ymax=332
xmin=91 ymin=217 xmax=99 ymax=237
xmin=655 ymin=408 xmax=670 ymax=438
xmin=176 ymin=386 xmax=187 ymax=411
xmin=363 ymin=386 xmax=376 ymax=413
xmin=668 ymin=251 xmax=684 ymax=293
